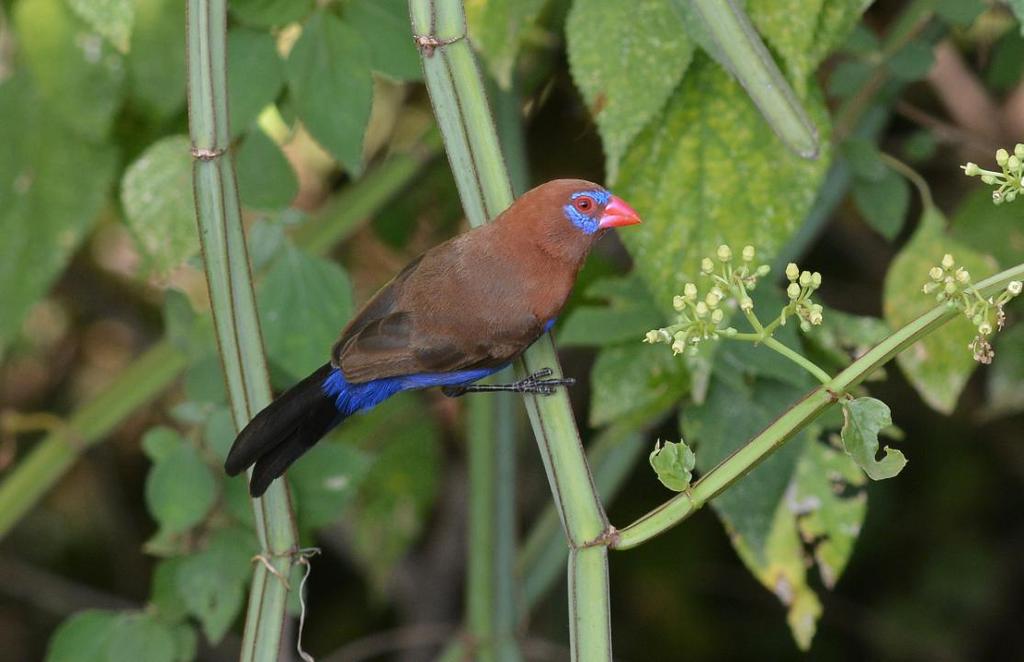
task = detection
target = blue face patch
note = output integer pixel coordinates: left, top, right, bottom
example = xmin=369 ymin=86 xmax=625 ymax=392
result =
xmin=563 ymin=189 xmax=611 ymax=235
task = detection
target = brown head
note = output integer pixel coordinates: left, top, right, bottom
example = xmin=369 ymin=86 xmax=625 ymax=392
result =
xmin=493 ymin=179 xmax=642 ymax=265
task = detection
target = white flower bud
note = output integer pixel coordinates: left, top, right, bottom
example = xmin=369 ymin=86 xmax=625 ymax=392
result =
xmin=955 ymin=268 xmax=970 ymax=283
xmin=944 ymin=281 xmax=957 ymax=295
xmin=710 ymin=309 xmax=724 ymax=324
xmin=978 ymin=322 xmax=992 ymax=336
xmin=673 ymin=295 xmax=686 ymax=311
xmin=982 ymin=174 xmax=997 ymax=185
xmin=671 ymin=340 xmax=686 ymax=355
xmin=1008 ymin=281 xmax=1022 ymax=296
xmin=741 ymin=245 xmax=755 ymax=262
xmin=993 ymin=190 xmax=1004 ymax=204
xmin=996 ymin=148 xmax=1009 ymax=166
xmin=1009 ymin=155 xmax=1021 ymax=172
xmin=721 ymin=327 xmax=737 ymax=337
xmin=756 ymin=264 xmax=771 ymax=277
xmin=644 ymin=330 xmax=662 ymax=343
xmin=695 ymin=302 xmax=709 ymax=318
xmin=941 ymin=254 xmax=955 ymax=269
xmin=962 ymin=162 xmax=980 ymax=176
xmin=716 ymin=244 xmax=732 ymax=262
xmin=787 ymin=282 xmax=801 ymax=300
xmin=785 ymin=262 xmax=799 ymax=281
xmin=683 ymin=282 xmax=698 ymax=300
xmin=799 ymin=270 xmax=812 ymax=287
xmin=923 ymin=282 xmax=938 ymax=294
xmin=701 ymin=257 xmax=714 ymax=274
xmin=929 ymin=266 xmax=943 ymax=281
xmin=739 ymin=296 xmax=753 ymax=311
xmin=1006 ymin=190 xmax=1018 ymax=203
xmin=1015 ymin=144 xmax=1024 ymax=160
xmin=811 ymin=272 xmax=822 ymax=288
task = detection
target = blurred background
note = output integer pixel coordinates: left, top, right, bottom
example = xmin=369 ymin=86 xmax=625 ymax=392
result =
xmin=1 ymin=0 xmax=1023 ymax=660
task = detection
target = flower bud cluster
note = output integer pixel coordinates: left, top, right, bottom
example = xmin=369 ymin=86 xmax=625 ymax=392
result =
xmin=962 ymin=144 xmax=1024 ymax=205
xmin=922 ymin=253 xmax=1022 ymax=363
xmin=783 ymin=262 xmax=824 ymax=331
xmin=646 ymin=244 xmax=769 ymax=355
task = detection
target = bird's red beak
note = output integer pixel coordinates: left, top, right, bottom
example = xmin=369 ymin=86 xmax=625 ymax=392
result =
xmin=598 ymin=195 xmax=642 ymax=229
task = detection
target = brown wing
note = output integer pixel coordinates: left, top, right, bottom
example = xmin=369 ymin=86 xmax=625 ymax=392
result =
xmin=330 ymin=238 xmax=546 ymax=383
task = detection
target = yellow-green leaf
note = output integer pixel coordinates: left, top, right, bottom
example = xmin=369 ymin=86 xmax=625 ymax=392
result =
xmin=649 ymin=439 xmax=696 ymax=492
xmin=66 ymin=0 xmax=134 ymax=53
xmin=567 ymin=0 xmax=694 ymax=181
xmin=466 ymin=0 xmax=547 ymax=89
xmin=882 ymin=207 xmax=996 ymax=413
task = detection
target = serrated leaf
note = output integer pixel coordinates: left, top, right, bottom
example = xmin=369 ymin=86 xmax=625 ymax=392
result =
xmin=839 ymin=397 xmax=905 ymax=480
xmin=67 ymin=0 xmax=134 ymax=53
xmin=616 ymin=54 xmax=830 ymax=310
xmin=121 ymin=136 xmax=198 ymax=276
xmin=289 ymin=441 xmax=372 ymax=530
xmin=567 ymin=0 xmax=693 ymax=181
xmin=649 ymin=439 xmax=695 ymax=492
xmin=14 ymin=0 xmax=124 ymax=140
xmin=466 ymin=0 xmax=547 ymax=89
xmin=235 ymin=128 xmax=298 ymax=210
xmin=590 ymin=343 xmax=689 ymax=427
xmin=286 ymin=11 xmax=373 ymax=173
xmin=227 ymin=28 xmax=285 ymax=136
xmin=883 ymin=207 xmax=996 ymax=413
xmin=559 ymin=274 xmax=664 ymax=347
xmin=258 ymin=243 xmax=353 ymax=381
xmin=950 ymin=187 xmax=1024 ymax=270
xmin=852 ymin=171 xmax=910 ymax=240
xmin=105 ymin=614 xmax=177 ymax=662
xmin=230 ymin=0 xmax=313 ymax=28
xmin=345 ymin=397 xmax=441 ymax=594
xmin=145 ymin=440 xmax=217 ymax=534
xmin=0 ymin=75 xmax=116 ymax=355
xmin=681 ymin=375 xmax=811 ymax=560
xmin=46 ymin=610 xmax=119 ymax=662
xmin=175 ymin=528 xmax=254 ymax=643
xmin=344 ymin=0 xmax=422 ymax=82
xmin=749 ymin=0 xmax=871 ymax=97
xmin=128 ymin=0 xmax=186 ymax=120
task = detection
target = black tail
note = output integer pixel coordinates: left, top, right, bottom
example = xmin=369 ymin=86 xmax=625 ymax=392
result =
xmin=224 ymin=363 xmax=341 ymax=497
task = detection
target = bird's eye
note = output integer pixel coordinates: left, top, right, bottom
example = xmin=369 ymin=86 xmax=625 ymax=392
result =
xmin=573 ymin=196 xmax=594 ymax=213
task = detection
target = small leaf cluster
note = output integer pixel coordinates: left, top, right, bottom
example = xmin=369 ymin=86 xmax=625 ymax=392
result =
xmin=922 ymin=253 xmax=1022 ymax=363
xmin=962 ymin=144 xmax=1024 ymax=205
xmin=649 ymin=439 xmax=696 ymax=492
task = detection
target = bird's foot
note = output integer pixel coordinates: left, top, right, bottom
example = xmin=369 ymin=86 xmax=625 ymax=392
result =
xmin=441 ymin=368 xmax=575 ymax=397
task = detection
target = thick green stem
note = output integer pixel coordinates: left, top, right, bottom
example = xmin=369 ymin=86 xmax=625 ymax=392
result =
xmin=613 ymin=263 xmax=1024 ymax=549
xmin=409 ymin=1 xmax=611 ymax=658
xmin=187 ymin=0 xmax=298 ymax=658
xmin=0 ymin=144 xmax=437 ymax=544
xmin=677 ymin=0 xmax=819 ymax=158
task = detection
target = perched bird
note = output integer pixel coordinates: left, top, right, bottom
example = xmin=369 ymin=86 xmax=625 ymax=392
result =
xmin=225 ymin=179 xmax=642 ymax=496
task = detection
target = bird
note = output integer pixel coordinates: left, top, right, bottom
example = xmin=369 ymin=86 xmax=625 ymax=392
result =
xmin=224 ymin=179 xmax=642 ymax=497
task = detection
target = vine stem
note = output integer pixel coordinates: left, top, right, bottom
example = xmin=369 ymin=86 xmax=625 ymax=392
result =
xmin=408 ymin=1 xmax=611 ymax=659
xmin=613 ymin=262 xmax=1024 ymax=549
xmin=761 ymin=336 xmax=832 ymax=384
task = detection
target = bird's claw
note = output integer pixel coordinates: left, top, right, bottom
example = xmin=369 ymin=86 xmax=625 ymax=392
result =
xmin=518 ymin=370 xmax=575 ymax=396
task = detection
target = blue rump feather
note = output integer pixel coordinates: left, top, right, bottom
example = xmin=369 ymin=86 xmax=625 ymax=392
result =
xmin=321 ymin=366 xmax=500 ymax=415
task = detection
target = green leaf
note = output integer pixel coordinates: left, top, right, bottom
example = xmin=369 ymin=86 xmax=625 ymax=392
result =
xmin=150 ymin=558 xmax=189 ymax=623
xmin=0 ymin=75 xmax=116 ymax=355
xmin=590 ymin=343 xmax=689 ymax=427
xmin=681 ymin=374 xmax=811 ymax=560
xmin=344 ymin=0 xmax=422 ymax=82
xmin=202 ymin=406 xmax=237 ymax=464
xmin=105 ymin=614 xmax=177 ymax=662
xmin=985 ymin=323 xmax=1024 ymax=418
xmin=986 ymin=30 xmax=1024 ymax=93
xmin=121 ymin=136 xmax=198 ymax=277
xmin=934 ymin=0 xmax=984 ymax=26
xmin=14 ymin=0 xmax=124 ymax=140
xmin=235 ymin=129 xmax=298 ymax=210
xmin=289 ymin=441 xmax=373 ymax=530
xmin=839 ymin=396 xmax=905 ymax=480
xmin=66 ymin=0 xmax=134 ymax=53
xmin=127 ymin=0 xmax=186 ymax=119
xmin=1006 ymin=0 xmax=1024 ymax=35
xmin=465 ymin=0 xmax=547 ymax=89
xmin=345 ymin=396 xmax=441 ymax=594
xmin=286 ymin=11 xmax=373 ymax=173
xmin=141 ymin=427 xmax=183 ymax=463
xmin=258 ymin=243 xmax=353 ymax=381
xmin=950 ymin=187 xmax=1024 ymax=270
xmin=749 ymin=0 xmax=872 ymax=96
xmin=616 ymin=54 xmax=830 ymax=310
xmin=145 ymin=437 xmax=217 ymax=534
xmin=175 ymin=528 xmax=254 ymax=643
xmin=169 ymin=624 xmax=198 ymax=662
xmin=567 ymin=0 xmax=694 ymax=182
xmin=827 ymin=59 xmax=872 ymax=98
xmin=227 ymin=27 xmax=285 ymax=136
xmin=887 ymin=40 xmax=935 ymax=81
xmin=882 ymin=207 xmax=995 ymax=413
xmin=230 ymin=0 xmax=313 ymax=28
xmin=648 ymin=439 xmax=696 ymax=492
xmin=559 ymin=274 xmax=664 ymax=347
xmin=163 ymin=289 xmax=214 ymax=360
xmin=803 ymin=307 xmax=890 ymax=370
xmin=728 ymin=439 xmax=867 ymax=650
xmin=852 ymin=170 xmax=910 ymax=240
xmin=46 ymin=610 xmax=119 ymax=662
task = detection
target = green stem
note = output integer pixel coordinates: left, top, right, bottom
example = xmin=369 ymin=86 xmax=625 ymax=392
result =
xmin=187 ymin=0 xmax=299 ymax=658
xmin=0 ymin=146 xmax=436 ymax=544
xmin=409 ymin=2 xmax=611 ymax=659
xmin=761 ymin=336 xmax=832 ymax=384
xmin=880 ymin=152 xmax=934 ymax=210
xmin=677 ymin=0 xmax=819 ymax=158
xmin=613 ymin=262 xmax=1024 ymax=550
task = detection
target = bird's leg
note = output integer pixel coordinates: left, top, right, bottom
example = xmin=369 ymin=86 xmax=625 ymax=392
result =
xmin=441 ymin=368 xmax=575 ymax=397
